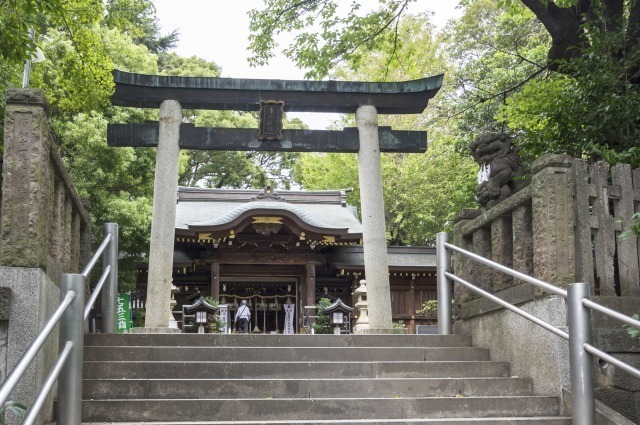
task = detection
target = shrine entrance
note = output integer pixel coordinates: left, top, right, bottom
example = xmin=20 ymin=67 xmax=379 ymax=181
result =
xmin=110 ymin=70 xmax=443 ymax=330
xmin=220 ymin=280 xmax=298 ymax=334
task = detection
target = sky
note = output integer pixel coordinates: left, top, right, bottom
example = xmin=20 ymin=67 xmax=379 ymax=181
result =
xmin=153 ymin=0 xmax=462 ymax=128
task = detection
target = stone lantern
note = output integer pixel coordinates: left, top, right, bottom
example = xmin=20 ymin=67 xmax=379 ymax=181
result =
xmin=353 ymin=279 xmax=369 ymax=333
xmin=169 ymin=284 xmax=179 ymax=328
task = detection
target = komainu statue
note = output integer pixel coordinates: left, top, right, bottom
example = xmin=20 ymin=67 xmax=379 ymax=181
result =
xmin=470 ymin=132 xmax=524 ymax=210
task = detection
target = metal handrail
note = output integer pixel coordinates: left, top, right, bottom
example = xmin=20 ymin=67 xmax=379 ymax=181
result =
xmin=22 ymin=341 xmax=73 ymax=425
xmin=81 ymin=232 xmax=112 ymax=277
xmin=446 ymin=272 xmax=569 ymax=340
xmin=444 ymin=241 xmax=567 ymax=297
xmin=583 ymin=298 xmax=640 ymax=330
xmin=0 ymin=222 xmax=118 ymax=425
xmin=437 ymin=231 xmax=640 ymax=425
xmin=84 ymin=265 xmax=111 ymax=320
xmin=0 ymin=291 xmax=75 ymax=406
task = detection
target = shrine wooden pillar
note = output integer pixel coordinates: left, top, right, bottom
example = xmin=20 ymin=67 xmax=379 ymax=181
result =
xmin=211 ymin=262 xmax=220 ymax=300
xmin=306 ymin=263 xmax=316 ymax=309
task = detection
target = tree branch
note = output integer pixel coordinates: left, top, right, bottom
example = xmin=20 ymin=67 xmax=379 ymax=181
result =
xmin=520 ymin=0 xmax=589 ymax=63
xmin=448 ymin=66 xmax=548 ymax=119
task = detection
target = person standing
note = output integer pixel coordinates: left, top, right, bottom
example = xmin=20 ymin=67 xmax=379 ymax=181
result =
xmin=235 ymin=299 xmax=251 ymax=333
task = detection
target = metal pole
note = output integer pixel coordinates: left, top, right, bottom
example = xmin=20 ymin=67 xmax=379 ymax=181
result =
xmin=102 ymin=222 xmax=119 ymax=333
xmin=567 ymin=282 xmax=595 ymax=425
xmin=57 ymin=274 xmax=85 ymax=425
xmin=436 ymin=232 xmax=452 ymax=335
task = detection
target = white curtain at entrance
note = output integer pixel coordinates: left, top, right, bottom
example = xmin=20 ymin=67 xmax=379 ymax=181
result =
xmin=283 ymin=303 xmax=295 ymax=334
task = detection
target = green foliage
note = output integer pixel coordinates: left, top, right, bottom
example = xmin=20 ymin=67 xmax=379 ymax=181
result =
xmin=392 ymin=320 xmax=406 ymax=329
xmin=497 ymin=24 xmax=640 ymax=167
xmin=312 ymin=297 xmax=333 ymax=334
xmin=623 ymin=314 xmax=640 ymax=339
xmin=203 ymin=296 xmax=220 ymax=308
xmin=619 ymin=213 xmax=640 ymax=240
xmin=0 ymin=0 xmax=65 ymax=63
xmin=54 ymin=111 xmax=155 ymax=291
xmin=248 ymin=0 xmax=422 ymax=79
xmin=132 ymin=308 xmax=145 ymax=327
xmin=295 ymin=141 xmax=476 ymax=245
xmin=0 ymin=400 xmax=27 ymax=425
xmin=417 ymin=299 xmax=438 ymax=315
xmin=104 ymin=0 xmax=178 ymax=54
xmin=442 ymin=0 xmax=550 ymax=154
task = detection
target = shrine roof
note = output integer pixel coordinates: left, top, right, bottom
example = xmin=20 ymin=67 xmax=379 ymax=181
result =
xmin=175 ymin=187 xmax=362 ymax=236
xmin=112 ymin=70 xmax=444 ymax=114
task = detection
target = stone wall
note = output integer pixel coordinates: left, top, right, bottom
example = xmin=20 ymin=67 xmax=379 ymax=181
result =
xmin=0 ymin=88 xmax=91 ymax=283
xmin=0 ymin=89 xmax=92 ymax=424
xmin=452 ymin=153 xmax=640 ymax=422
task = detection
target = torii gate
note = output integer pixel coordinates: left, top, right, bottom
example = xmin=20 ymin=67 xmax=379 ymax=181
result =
xmin=108 ymin=70 xmax=443 ymax=331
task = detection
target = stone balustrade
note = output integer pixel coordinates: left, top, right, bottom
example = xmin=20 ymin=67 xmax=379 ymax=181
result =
xmin=0 ymin=88 xmax=91 ymax=284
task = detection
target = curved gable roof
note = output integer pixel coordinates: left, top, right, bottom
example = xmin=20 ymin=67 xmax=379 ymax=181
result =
xmin=190 ymin=201 xmax=347 ymax=231
xmin=175 ymin=187 xmax=362 ymax=236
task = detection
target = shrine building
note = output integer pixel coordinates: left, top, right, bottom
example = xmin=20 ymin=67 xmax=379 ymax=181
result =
xmin=135 ymin=186 xmax=437 ymax=333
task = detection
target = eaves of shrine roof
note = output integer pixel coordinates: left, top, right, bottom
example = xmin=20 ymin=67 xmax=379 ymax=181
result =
xmin=175 ymin=187 xmax=362 ymax=235
xmin=112 ymin=70 xmax=444 ymax=114
xmin=325 ymin=246 xmax=436 ymax=270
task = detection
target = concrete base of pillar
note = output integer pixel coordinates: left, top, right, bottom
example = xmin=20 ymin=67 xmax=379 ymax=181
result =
xmin=1 ymin=267 xmax=59 ymax=425
xmin=355 ymin=328 xmax=409 ymax=335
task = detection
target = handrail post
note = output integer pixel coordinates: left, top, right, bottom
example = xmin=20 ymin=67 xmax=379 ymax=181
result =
xmin=436 ymin=232 xmax=452 ymax=334
xmin=101 ymin=222 xmax=119 ymax=333
xmin=567 ymin=282 xmax=595 ymax=425
xmin=58 ymin=274 xmax=85 ymax=425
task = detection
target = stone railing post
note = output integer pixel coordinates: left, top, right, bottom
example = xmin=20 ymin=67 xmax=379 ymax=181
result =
xmin=531 ymin=154 xmax=576 ymax=289
xmin=1 ymin=89 xmax=54 ymax=270
xmin=452 ymin=210 xmax=479 ymax=308
xmin=1 ymin=89 xmax=91 ymax=279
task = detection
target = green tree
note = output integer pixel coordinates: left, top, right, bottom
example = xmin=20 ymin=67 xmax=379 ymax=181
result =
xmin=496 ymin=17 xmax=640 ymax=166
xmin=105 ymin=0 xmax=178 ymax=54
xmin=248 ymin=0 xmax=423 ymax=79
xmin=248 ymin=0 xmax=640 ymax=166
xmin=55 ymin=110 xmax=156 ymax=290
xmin=0 ymin=0 xmax=65 ymax=64
xmin=29 ymin=24 xmax=160 ymax=290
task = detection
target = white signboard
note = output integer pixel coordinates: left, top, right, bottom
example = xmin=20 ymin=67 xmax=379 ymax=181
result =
xmin=283 ymin=303 xmax=295 ymax=334
xmin=218 ymin=304 xmax=229 ymax=333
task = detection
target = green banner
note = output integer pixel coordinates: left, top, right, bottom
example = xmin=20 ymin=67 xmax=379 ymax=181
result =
xmin=116 ymin=293 xmax=132 ymax=334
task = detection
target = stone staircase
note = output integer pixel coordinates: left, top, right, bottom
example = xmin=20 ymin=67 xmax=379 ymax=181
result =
xmin=78 ymin=333 xmax=571 ymax=424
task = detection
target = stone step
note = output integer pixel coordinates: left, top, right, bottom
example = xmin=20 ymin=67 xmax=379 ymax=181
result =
xmin=84 ymin=333 xmax=473 ymax=348
xmin=79 ymin=420 xmax=572 ymax=425
xmin=81 ymin=396 xmax=562 ymax=422
xmin=78 ymin=334 xmax=568 ymax=424
xmin=84 ymin=346 xmax=490 ymax=362
xmin=83 ymin=360 xmax=511 ymax=379
xmin=84 ymin=377 xmax=533 ymax=399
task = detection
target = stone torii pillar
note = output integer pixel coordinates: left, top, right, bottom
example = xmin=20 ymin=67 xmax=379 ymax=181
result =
xmin=145 ymin=100 xmax=182 ymax=329
xmin=356 ymin=105 xmax=392 ymax=330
